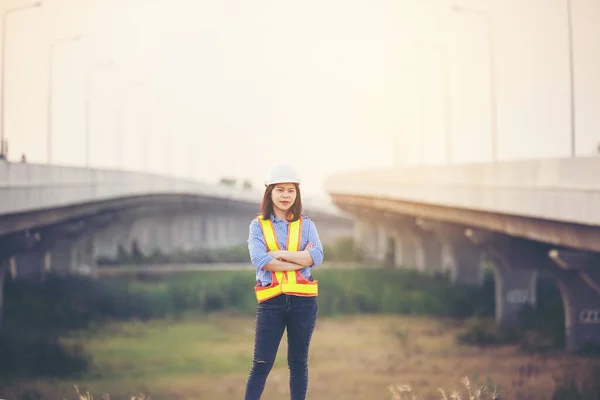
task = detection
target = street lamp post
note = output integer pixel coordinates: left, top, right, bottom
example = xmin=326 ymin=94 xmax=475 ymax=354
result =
xmin=85 ymin=60 xmax=114 ymax=168
xmin=185 ymin=119 xmax=195 ymax=180
xmin=414 ymin=40 xmax=452 ymax=164
xmin=416 ymin=44 xmax=425 ymax=164
xmin=188 ymin=144 xmax=193 ymax=179
xmin=141 ymin=94 xmax=159 ymax=172
xmin=166 ymin=114 xmax=172 ymax=176
xmin=566 ymin=0 xmax=576 ymax=156
xmin=115 ymin=81 xmax=142 ymax=169
xmin=47 ymin=34 xmax=83 ymax=164
xmin=143 ymin=102 xmax=150 ymax=172
xmin=0 ymin=1 xmax=43 ymax=159
xmin=392 ymin=136 xmax=398 ymax=166
xmin=451 ymin=5 xmax=497 ymax=162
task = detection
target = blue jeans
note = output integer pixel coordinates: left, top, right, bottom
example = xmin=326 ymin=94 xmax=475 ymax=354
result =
xmin=244 ymin=294 xmax=318 ymax=400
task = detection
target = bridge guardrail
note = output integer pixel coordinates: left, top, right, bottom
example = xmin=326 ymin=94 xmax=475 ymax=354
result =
xmin=325 ymin=156 xmax=600 ymax=227
xmin=0 ymin=161 xmax=343 ymax=218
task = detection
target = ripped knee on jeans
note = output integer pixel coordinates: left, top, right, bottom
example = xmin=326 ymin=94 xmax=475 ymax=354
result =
xmin=252 ymin=359 xmax=274 ymax=369
xmin=251 ymin=359 xmax=274 ymax=377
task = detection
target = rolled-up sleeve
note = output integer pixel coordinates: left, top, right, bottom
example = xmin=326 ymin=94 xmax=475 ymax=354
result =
xmin=248 ymin=219 xmax=273 ymax=271
xmin=306 ymin=219 xmax=324 ymax=267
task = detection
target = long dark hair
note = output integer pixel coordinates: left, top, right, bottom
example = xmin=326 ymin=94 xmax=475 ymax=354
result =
xmin=260 ymin=183 xmax=302 ymax=222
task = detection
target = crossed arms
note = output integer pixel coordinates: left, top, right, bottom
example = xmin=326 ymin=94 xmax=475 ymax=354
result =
xmin=263 ymin=242 xmax=315 ymax=271
xmin=248 ymin=218 xmax=324 ymax=272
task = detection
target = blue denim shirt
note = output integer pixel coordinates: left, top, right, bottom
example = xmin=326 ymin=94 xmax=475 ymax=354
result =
xmin=247 ymin=214 xmax=324 ymax=285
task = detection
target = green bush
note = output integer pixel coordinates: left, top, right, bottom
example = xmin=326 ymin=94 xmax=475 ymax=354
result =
xmin=97 ymin=244 xmax=251 ymax=266
xmin=0 ymin=325 xmax=88 ymax=380
xmin=456 ymin=316 xmax=508 ymax=346
xmin=2 ymin=266 xmax=568 ymax=379
xmin=552 ymin=366 xmax=600 ymax=400
xmin=456 ymin=273 xmax=566 ymax=351
xmin=322 ymin=236 xmax=359 ymax=261
xmin=5 ymin=267 xmax=497 ymax=325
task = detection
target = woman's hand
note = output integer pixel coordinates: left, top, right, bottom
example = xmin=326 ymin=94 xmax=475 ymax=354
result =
xmin=268 ymin=250 xmax=282 ymax=260
xmin=268 ymin=242 xmax=313 ymax=260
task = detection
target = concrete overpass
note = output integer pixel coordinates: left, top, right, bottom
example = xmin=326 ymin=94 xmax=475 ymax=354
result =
xmin=0 ymin=159 xmax=353 ymax=324
xmin=325 ymin=156 xmax=600 ymax=352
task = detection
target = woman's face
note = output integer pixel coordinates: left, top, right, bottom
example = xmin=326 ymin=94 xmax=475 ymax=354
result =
xmin=271 ymin=183 xmax=297 ymax=213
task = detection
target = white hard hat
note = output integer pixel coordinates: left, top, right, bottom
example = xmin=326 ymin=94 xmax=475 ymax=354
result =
xmin=264 ymin=163 xmax=301 ymax=186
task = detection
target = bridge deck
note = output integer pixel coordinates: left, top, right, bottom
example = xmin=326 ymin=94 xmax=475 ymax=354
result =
xmin=325 ymin=156 xmax=600 ymax=227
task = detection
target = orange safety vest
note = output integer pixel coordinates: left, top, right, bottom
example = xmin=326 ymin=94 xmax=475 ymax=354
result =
xmin=254 ymin=216 xmax=319 ymax=302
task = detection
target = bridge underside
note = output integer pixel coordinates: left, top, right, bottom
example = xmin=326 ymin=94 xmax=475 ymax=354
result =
xmin=333 ymin=194 xmax=600 ymax=353
xmin=0 ymin=194 xmax=353 ymax=326
xmin=335 ymin=194 xmax=600 ymax=254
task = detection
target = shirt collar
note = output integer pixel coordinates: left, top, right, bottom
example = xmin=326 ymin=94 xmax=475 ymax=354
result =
xmin=270 ymin=213 xmax=292 ymax=223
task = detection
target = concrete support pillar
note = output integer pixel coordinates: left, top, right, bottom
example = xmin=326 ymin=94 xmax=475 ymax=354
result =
xmin=549 ymin=250 xmax=600 ymax=352
xmin=466 ymin=229 xmax=541 ymax=326
xmin=143 ymin=215 xmax=175 ymax=255
xmin=417 ymin=231 xmax=443 ymax=274
xmin=442 ymin=242 xmax=483 ymax=285
xmin=205 ymin=216 xmax=218 ymax=249
xmin=390 ymin=228 xmax=424 ymax=270
xmin=171 ymin=214 xmax=192 ymax=252
xmin=188 ymin=215 xmax=200 ymax=251
xmin=416 ymin=219 xmax=483 ymax=285
xmin=128 ymin=218 xmax=150 ymax=256
xmin=192 ymin=214 xmax=206 ymax=249
xmin=98 ymin=212 xmax=219 ymax=261
xmin=354 ymin=213 xmax=443 ymax=271
xmin=49 ymin=237 xmax=76 ymax=275
xmin=374 ymin=224 xmax=390 ymax=263
xmin=0 ymin=231 xmax=44 ymax=326
xmin=40 ymin=229 xmax=96 ymax=276
xmin=71 ymin=234 xmax=96 ymax=276
xmin=0 ymin=259 xmax=8 ymax=327
xmin=168 ymin=216 xmax=182 ymax=253
xmin=353 ymin=219 xmax=378 ymax=262
xmin=233 ymin=215 xmax=248 ymax=245
xmin=493 ymin=268 xmax=538 ymax=326
xmin=10 ymin=251 xmax=49 ymax=282
xmin=228 ymin=215 xmax=245 ymax=247
xmin=222 ymin=215 xmax=241 ymax=248
xmin=176 ymin=212 xmax=204 ymax=252
xmin=217 ymin=215 xmax=228 ymax=248
xmin=356 ymin=220 xmax=394 ymax=264
xmin=388 ymin=218 xmax=443 ymax=274
xmin=215 ymin=214 xmax=240 ymax=248
xmin=93 ymin=219 xmax=135 ymax=262
xmin=201 ymin=215 xmax=209 ymax=247
xmin=190 ymin=216 xmax=203 ymax=249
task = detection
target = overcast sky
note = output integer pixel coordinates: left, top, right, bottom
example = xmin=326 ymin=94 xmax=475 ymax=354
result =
xmin=2 ymin=0 xmax=599 ymax=197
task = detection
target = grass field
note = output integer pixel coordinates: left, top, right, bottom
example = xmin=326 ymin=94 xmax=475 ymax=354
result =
xmin=1 ymin=312 xmax=598 ymax=400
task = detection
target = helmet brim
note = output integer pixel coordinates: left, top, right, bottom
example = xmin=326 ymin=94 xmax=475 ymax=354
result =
xmin=264 ymin=179 xmax=301 ymax=186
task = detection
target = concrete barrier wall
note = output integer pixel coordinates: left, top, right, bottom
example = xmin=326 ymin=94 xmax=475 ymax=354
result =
xmin=0 ymin=162 xmax=251 ymax=215
xmin=0 ymin=161 xmax=343 ymax=219
xmin=325 ymin=156 xmax=600 ymax=227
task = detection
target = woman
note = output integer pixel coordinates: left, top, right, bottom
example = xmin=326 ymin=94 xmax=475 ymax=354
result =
xmin=244 ymin=163 xmax=324 ymax=400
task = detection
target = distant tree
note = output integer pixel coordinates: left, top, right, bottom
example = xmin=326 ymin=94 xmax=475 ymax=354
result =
xmin=131 ymin=240 xmax=145 ymax=265
xmin=219 ymin=177 xmax=236 ymax=186
xmin=243 ymin=179 xmax=253 ymax=190
xmin=117 ymin=244 xmax=130 ymax=263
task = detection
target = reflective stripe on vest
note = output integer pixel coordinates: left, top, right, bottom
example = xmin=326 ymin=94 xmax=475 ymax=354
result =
xmin=254 ymin=216 xmax=318 ymax=302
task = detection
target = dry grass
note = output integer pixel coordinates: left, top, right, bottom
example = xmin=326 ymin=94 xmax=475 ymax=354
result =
xmin=73 ymin=385 xmax=150 ymax=400
xmin=3 ymin=314 xmax=599 ymax=400
xmin=389 ymin=376 xmax=501 ymax=400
